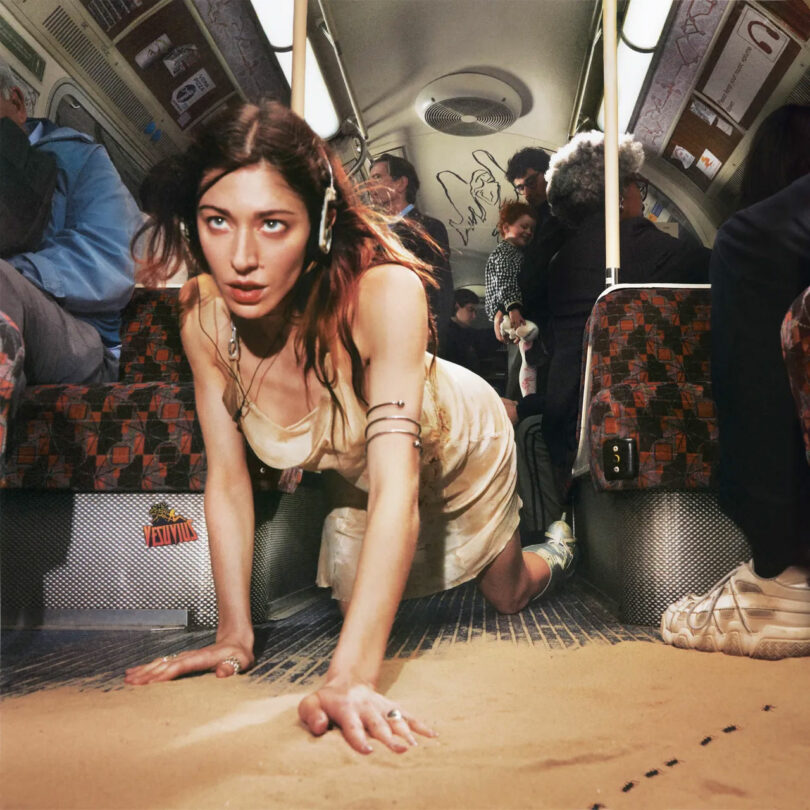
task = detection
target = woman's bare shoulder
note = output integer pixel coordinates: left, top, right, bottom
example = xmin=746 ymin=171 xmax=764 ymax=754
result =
xmin=354 ymin=264 xmax=428 ymax=357
xmin=356 ymin=263 xmax=425 ymax=301
xmin=178 ymin=276 xmax=231 ymax=363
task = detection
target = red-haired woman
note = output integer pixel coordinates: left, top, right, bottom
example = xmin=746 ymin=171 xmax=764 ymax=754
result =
xmin=124 ymin=101 xmax=575 ymax=753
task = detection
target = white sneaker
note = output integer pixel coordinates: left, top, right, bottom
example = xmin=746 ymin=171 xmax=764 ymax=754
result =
xmin=525 ymin=517 xmax=577 ymax=601
xmin=660 ymin=561 xmax=810 ymax=659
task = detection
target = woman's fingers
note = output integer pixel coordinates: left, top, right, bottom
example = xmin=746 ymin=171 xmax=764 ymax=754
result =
xmin=298 ymin=685 xmax=435 ymax=754
xmin=387 ymin=715 xmax=418 ymax=747
xmin=403 ymin=713 xmax=438 ymax=740
xmin=338 ymin=717 xmax=375 ymax=755
xmin=124 ymin=653 xmax=191 ymax=685
xmin=298 ymin=693 xmax=331 ymax=737
xmin=362 ymin=711 xmax=408 ymax=754
xmin=124 ymin=646 xmax=251 ymax=685
xmin=214 ymin=655 xmax=244 ymax=678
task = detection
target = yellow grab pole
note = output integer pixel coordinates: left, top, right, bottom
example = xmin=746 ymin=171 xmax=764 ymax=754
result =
xmin=291 ymin=0 xmax=307 ymax=116
xmin=602 ymin=0 xmax=620 ymax=286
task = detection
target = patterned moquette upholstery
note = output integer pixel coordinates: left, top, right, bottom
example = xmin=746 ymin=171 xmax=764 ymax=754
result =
xmin=582 ymin=286 xmax=718 ymax=491
xmin=0 ymin=312 xmax=24 ymax=465
xmin=0 ymin=288 xmax=205 ymax=491
xmin=781 ymin=285 xmax=810 ymax=466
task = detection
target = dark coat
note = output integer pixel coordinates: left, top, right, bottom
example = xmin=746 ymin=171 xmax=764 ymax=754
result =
xmin=542 ymin=214 xmax=711 ymax=478
xmin=710 ymin=173 xmax=810 ymax=572
xmin=393 ymin=209 xmax=454 ymax=355
xmin=518 ymin=200 xmax=568 ymax=332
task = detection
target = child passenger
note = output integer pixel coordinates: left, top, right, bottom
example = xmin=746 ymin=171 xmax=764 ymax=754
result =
xmin=484 ymin=201 xmax=539 ymax=397
xmin=125 ymin=101 xmax=576 ymax=753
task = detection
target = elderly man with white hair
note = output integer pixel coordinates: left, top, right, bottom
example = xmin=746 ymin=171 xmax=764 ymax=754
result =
xmin=0 ymin=56 xmax=140 ymax=469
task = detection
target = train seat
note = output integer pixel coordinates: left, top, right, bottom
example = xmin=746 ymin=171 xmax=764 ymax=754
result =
xmin=781 ymin=284 xmax=810 ymax=466
xmin=570 ymin=284 xmax=750 ymax=625
xmin=0 ymin=288 xmax=327 ymax=629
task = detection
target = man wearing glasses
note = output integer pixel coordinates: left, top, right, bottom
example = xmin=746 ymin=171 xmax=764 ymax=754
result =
xmin=504 ymin=148 xmax=568 ymax=388
xmin=501 ymin=148 xmax=569 ymax=545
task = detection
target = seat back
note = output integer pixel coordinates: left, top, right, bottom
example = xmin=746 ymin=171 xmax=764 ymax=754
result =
xmin=119 ymin=288 xmax=192 ymax=384
xmin=781 ymin=284 xmax=810 ymax=466
xmin=572 ymin=284 xmax=717 ymax=491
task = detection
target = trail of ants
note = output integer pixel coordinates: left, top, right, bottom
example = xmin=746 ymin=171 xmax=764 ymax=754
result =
xmin=586 ymin=705 xmax=775 ymax=809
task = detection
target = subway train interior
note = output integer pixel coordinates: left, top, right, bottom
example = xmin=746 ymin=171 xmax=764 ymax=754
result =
xmin=1 ymin=0 xmax=809 ymax=807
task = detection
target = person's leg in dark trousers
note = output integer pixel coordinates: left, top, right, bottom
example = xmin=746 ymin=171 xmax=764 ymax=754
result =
xmin=505 ymin=341 xmax=522 ymax=400
xmin=515 ymin=414 xmax=565 ymax=544
xmin=0 ymin=258 xmax=118 ymax=469
xmin=711 ymin=258 xmax=810 ymax=577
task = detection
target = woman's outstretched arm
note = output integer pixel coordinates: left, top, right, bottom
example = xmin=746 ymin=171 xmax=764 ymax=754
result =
xmin=298 ymin=264 xmax=437 ymax=753
xmin=125 ymin=278 xmax=256 ymax=684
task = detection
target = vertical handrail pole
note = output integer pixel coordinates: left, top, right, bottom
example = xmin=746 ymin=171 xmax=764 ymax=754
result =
xmin=602 ymin=0 xmax=620 ymax=286
xmin=291 ymin=0 xmax=308 ymax=116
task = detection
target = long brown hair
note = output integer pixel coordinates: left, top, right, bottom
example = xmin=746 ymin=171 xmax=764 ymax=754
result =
xmin=136 ymin=100 xmax=438 ymax=411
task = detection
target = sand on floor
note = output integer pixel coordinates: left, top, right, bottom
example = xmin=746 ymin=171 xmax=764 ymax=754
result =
xmin=2 ymin=640 xmax=809 ymax=810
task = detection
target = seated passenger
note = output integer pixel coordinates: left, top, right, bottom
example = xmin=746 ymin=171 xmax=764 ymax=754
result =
xmin=484 ymin=200 xmax=537 ymax=399
xmin=662 ymin=104 xmax=810 ymax=658
xmin=367 ymin=154 xmax=454 ymax=357
xmin=444 ymin=287 xmax=482 ymax=374
xmin=125 ymin=101 xmax=578 ymax=754
xmin=541 ymin=131 xmax=710 ymax=492
xmin=0 ymin=57 xmax=140 ymax=469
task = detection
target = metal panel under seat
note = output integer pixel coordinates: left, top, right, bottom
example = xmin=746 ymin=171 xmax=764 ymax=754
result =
xmin=572 ymin=481 xmax=751 ymax=626
xmin=0 ymin=485 xmax=327 ymax=629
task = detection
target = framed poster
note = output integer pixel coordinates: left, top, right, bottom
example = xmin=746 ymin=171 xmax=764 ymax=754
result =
xmin=697 ymin=3 xmax=800 ymax=128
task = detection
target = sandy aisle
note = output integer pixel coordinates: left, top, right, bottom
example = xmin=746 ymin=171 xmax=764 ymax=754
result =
xmin=2 ymin=640 xmax=809 ymax=809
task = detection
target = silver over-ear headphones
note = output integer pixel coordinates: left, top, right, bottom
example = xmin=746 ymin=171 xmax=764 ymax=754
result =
xmin=317 ymin=157 xmax=337 ymax=255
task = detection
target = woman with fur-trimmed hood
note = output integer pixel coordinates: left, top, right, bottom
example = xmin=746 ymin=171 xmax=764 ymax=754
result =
xmin=540 ymin=130 xmax=710 ymax=494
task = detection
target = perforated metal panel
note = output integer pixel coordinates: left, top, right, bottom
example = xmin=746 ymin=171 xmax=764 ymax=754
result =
xmin=573 ymin=484 xmax=751 ymax=626
xmin=251 ymin=484 xmax=329 ymax=622
xmin=1 ymin=492 xmax=217 ymax=626
xmin=1 ymin=486 xmax=327 ymax=629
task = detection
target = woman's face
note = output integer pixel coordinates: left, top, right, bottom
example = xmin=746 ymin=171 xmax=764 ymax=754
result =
xmin=196 ymin=162 xmax=312 ymax=318
xmin=502 ymin=214 xmax=536 ymax=247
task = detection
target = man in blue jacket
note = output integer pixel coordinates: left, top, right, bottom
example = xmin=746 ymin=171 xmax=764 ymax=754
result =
xmin=0 ymin=57 xmax=140 ymax=466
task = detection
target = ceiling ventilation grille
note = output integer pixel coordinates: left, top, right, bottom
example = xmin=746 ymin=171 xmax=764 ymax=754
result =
xmin=415 ymin=73 xmax=522 ymax=137
xmin=423 ymin=97 xmax=517 ymax=137
xmin=43 ymin=7 xmax=177 ymax=157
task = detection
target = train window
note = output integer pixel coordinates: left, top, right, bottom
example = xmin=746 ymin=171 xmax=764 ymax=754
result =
xmin=644 ymin=182 xmax=701 ymax=243
xmin=49 ymin=83 xmax=146 ymax=204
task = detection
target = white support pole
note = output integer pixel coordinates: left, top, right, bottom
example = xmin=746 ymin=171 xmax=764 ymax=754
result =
xmin=291 ymin=0 xmax=308 ymax=116
xmin=602 ymin=0 xmax=620 ymax=286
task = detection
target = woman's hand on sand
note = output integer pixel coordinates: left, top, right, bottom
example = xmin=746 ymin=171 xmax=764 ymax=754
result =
xmin=124 ymin=638 xmax=254 ymax=685
xmin=298 ymin=679 xmax=436 ymax=754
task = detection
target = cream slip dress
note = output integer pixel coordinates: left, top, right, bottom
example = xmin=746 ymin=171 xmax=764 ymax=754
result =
xmin=226 ymin=345 xmax=520 ymax=602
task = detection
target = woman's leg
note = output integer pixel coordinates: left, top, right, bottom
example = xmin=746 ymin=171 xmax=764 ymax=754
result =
xmin=477 ymin=527 xmax=579 ymax=614
xmin=478 ymin=532 xmax=549 ymax=614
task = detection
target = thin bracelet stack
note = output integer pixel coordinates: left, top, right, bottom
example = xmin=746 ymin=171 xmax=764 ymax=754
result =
xmin=365 ymin=399 xmax=422 ymax=452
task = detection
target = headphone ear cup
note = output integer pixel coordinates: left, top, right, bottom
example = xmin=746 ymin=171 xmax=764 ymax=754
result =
xmin=318 ymin=185 xmax=337 ymax=255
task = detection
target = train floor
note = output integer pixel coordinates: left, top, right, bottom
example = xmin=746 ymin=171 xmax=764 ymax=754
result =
xmin=2 ymin=578 xmax=807 ymax=809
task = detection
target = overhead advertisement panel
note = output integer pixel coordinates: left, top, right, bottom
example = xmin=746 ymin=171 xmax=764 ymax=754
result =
xmin=105 ymin=0 xmax=236 ymax=130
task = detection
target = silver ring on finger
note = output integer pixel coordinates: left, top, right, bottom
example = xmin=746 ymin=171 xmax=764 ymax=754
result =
xmin=161 ymin=653 xmax=179 ymax=663
xmin=386 ymin=708 xmax=403 ymax=721
xmin=221 ymin=656 xmax=241 ymax=674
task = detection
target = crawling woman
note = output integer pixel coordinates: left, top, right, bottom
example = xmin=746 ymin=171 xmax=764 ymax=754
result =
xmin=124 ymin=101 xmax=575 ymax=753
